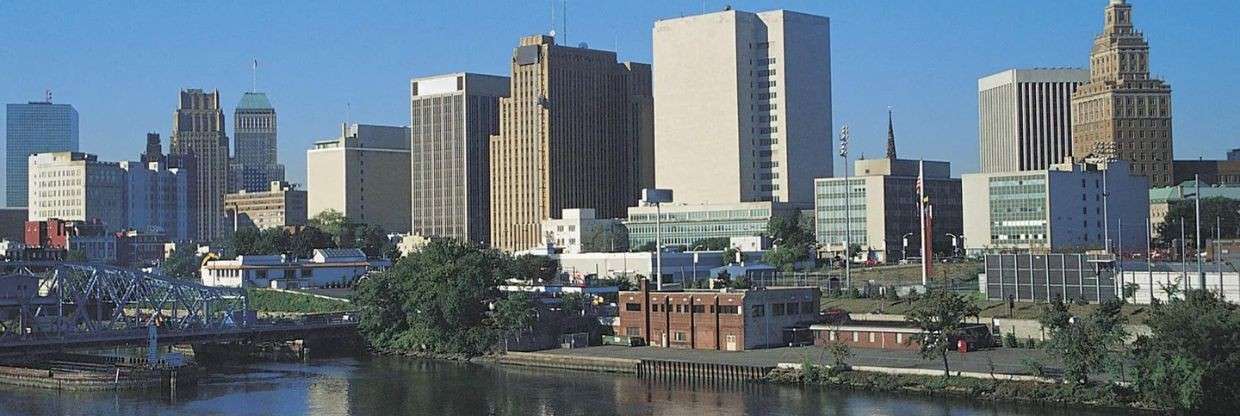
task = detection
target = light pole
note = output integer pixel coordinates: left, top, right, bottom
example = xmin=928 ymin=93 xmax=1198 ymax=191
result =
xmin=1194 ymin=175 xmax=1204 ymax=290
xmin=641 ymin=189 xmax=673 ymax=290
xmin=839 ymin=124 xmax=851 ymax=291
xmin=946 ymin=233 xmax=961 ymax=258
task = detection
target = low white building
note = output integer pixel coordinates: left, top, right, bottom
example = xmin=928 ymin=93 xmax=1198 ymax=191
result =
xmin=555 ymin=249 xmax=767 ymax=286
xmin=201 ymin=248 xmax=382 ymax=288
xmin=540 ymin=208 xmax=627 ymax=254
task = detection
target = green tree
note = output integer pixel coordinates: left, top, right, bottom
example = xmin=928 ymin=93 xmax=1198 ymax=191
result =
xmin=1040 ymin=298 xmax=1127 ymax=384
xmin=354 ymin=238 xmax=516 ymax=355
xmin=1131 ymin=289 xmax=1240 ymax=413
xmin=309 ymin=209 xmax=350 ymax=239
xmin=493 ymin=292 xmax=538 ymax=333
xmin=513 ymin=254 xmax=558 ymax=282
xmin=692 ymin=237 xmax=731 ymax=251
xmin=286 ymin=226 xmax=336 ymax=257
xmin=560 ymin=293 xmax=586 ymax=317
xmin=905 ymin=289 xmax=981 ymax=377
xmin=720 ymin=246 xmax=740 ymax=266
xmin=582 ymin=226 xmax=629 ymax=253
xmin=354 ymin=224 xmax=392 ymax=258
xmin=1156 ymin=197 xmax=1240 ymax=246
xmin=762 ymin=214 xmax=816 ymax=271
xmin=162 ymin=246 xmax=201 ymax=280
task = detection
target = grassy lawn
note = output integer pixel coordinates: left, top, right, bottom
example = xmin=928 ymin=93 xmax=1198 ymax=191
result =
xmin=246 ymin=289 xmax=354 ymax=314
xmin=822 ymin=296 xmax=1153 ymax=324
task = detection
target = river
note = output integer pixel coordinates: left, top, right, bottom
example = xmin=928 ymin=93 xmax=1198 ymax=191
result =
xmin=0 ymin=357 xmax=1128 ymax=416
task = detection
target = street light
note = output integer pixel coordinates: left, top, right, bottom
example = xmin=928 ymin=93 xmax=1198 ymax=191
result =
xmin=839 ymin=124 xmax=851 ymax=290
xmin=946 ymin=233 xmax=962 ymax=258
xmin=641 ymin=188 xmax=673 ymax=291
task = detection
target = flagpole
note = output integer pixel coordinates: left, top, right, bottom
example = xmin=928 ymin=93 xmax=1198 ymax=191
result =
xmin=919 ymin=159 xmax=928 ymax=286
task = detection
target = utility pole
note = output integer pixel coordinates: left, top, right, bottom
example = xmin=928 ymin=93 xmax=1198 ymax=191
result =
xmin=839 ymin=124 xmax=851 ymax=291
xmin=1195 ymin=175 xmax=1205 ymax=290
xmin=1181 ymin=218 xmax=1188 ymax=289
xmin=1147 ymin=215 xmax=1154 ymax=303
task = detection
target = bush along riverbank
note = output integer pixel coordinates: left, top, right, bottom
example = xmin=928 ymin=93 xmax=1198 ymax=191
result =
xmin=765 ymin=365 xmax=1164 ymax=413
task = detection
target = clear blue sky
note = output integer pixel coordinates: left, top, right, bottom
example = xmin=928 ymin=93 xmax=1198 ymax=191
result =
xmin=2 ymin=0 xmax=1237 ymax=190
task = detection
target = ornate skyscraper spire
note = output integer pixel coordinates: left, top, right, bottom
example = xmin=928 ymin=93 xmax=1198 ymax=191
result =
xmin=1071 ymin=0 xmax=1173 ymax=187
xmin=885 ymin=107 xmax=897 ymax=159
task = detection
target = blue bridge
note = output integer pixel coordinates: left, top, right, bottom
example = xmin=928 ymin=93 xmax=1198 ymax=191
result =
xmin=0 ymin=262 xmax=357 ymax=356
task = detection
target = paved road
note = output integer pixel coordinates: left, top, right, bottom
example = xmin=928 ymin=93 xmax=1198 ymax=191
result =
xmin=541 ymin=345 xmax=1061 ymax=377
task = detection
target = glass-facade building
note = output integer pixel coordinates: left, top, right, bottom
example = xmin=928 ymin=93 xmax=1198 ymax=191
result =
xmin=624 ymin=201 xmax=803 ymax=248
xmin=6 ymin=102 xmax=79 ymax=207
xmin=986 ymin=174 xmax=1048 ymax=248
xmin=814 ymin=178 xmax=868 ymax=247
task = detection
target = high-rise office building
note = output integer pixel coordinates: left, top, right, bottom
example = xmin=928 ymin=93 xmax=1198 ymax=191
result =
xmin=232 ymin=92 xmax=284 ymax=193
xmin=27 ymin=152 xmax=126 ymax=231
xmin=489 ymin=35 xmax=653 ymax=252
xmin=1071 ymin=0 xmax=1174 ymax=187
xmin=307 ymin=123 xmax=412 ymax=233
xmin=978 ymin=69 xmax=1089 ymax=172
xmin=409 ymin=73 xmax=509 ymax=244
xmin=652 ymin=9 xmax=832 ymax=205
xmin=5 ymin=99 xmax=79 ymax=207
xmin=170 ymin=89 xmax=230 ymax=242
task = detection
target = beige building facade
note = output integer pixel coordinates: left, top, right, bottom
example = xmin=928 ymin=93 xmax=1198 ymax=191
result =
xmin=307 ymin=124 xmax=412 ymax=233
xmin=978 ymin=69 xmax=1089 ymax=173
xmin=224 ymin=181 xmax=307 ymax=231
xmin=410 ymin=73 xmax=508 ymax=244
xmin=489 ymin=35 xmax=652 ymax=252
xmin=27 ymin=152 xmax=126 ymax=231
xmin=1070 ymin=0 xmax=1173 ymax=187
xmin=652 ymin=9 xmax=832 ymax=205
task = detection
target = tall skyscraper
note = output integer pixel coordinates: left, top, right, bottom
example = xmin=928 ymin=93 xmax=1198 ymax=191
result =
xmin=1071 ymin=0 xmax=1174 ymax=187
xmin=232 ymin=92 xmax=284 ymax=193
xmin=978 ymin=68 xmax=1089 ymax=172
xmin=307 ymin=123 xmax=412 ymax=234
xmin=5 ymin=98 xmax=79 ymax=207
xmin=489 ymin=35 xmax=653 ymax=252
xmin=409 ymin=73 xmax=509 ymax=244
xmin=171 ymin=89 xmax=230 ymax=242
xmin=652 ymin=9 xmax=832 ymax=205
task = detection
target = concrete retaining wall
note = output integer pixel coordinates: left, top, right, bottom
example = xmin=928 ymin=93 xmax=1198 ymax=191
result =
xmin=498 ymin=352 xmax=638 ymax=374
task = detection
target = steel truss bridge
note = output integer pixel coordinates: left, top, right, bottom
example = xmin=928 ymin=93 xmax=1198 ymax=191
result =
xmin=0 ymin=262 xmax=356 ymax=355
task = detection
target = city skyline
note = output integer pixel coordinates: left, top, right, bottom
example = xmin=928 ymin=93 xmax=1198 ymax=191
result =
xmin=2 ymin=1 xmax=1238 ymax=194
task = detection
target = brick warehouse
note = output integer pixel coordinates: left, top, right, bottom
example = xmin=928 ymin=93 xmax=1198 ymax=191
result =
xmin=618 ymin=280 xmax=820 ymax=351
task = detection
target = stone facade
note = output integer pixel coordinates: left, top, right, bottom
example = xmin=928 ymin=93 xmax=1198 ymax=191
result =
xmin=1070 ymin=0 xmax=1173 ymax=187
xmin=171 ymin=89 xmax=231 ymax=242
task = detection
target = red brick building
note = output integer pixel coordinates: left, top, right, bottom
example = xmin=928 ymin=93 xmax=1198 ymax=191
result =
xmin=810 ymin=321 xmax=992 ymax=351
xmin=618 ymin=280 xmax=820 ymax=351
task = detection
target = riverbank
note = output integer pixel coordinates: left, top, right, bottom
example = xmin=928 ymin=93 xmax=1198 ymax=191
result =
xmin=764 ymin=366 xmax=1162 ymax=413
xmin=491 ymin=346 xmax=1164 ymax=413
xmin=0 ymin=360 xmax=196 ymax=391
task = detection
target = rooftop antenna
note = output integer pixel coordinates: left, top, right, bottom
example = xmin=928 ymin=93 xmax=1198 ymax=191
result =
xmin=562 ymin=0 xmax=567 ymax=44
xmin=549 ymin=0 xmax=556 ymax=37
xmin=45 ymin=89 xmax=52 ymax=103
xmin=251 ymin=59 xmax=258 ymax=93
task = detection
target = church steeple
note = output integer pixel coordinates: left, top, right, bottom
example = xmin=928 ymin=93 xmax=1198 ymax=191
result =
xmin=885 ymin=107 xmax=897 ymax=160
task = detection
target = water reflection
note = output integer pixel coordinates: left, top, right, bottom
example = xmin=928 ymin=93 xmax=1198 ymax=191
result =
xmin=0 ymin=357 xmax=1127 ymax=416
